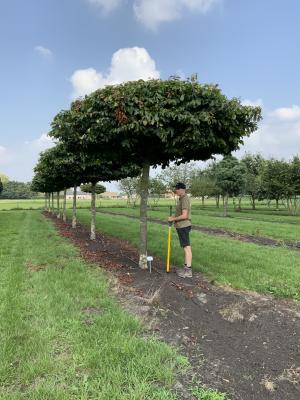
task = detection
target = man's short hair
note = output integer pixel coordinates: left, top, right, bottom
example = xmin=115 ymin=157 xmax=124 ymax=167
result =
xmin=175 ymin=182 xmax=186 ymax=190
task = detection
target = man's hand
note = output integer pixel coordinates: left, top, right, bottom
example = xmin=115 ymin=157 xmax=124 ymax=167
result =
xmin=168 ymin=210 xmax=188 ymax=223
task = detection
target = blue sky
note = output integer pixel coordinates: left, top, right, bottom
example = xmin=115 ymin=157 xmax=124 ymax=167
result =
xmin=1 ymin=0 xmax=300 ymax=186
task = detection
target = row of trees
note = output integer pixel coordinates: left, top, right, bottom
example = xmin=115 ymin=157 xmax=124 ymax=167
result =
xmin=119 ymin=154 xmax=300 ymax=216
xmin=31 ymin=77 xmax=261 ymax=268
xmin=189 ymin=154 xmax=300 ymax=215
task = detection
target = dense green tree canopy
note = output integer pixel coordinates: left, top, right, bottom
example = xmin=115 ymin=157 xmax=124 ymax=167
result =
xmin=32 ymin=143 xmax=140 ymax=194
xmin=215 ymin=156 xmax=246 ymax=197
xmin=49 ymin=78 xmax=261 ymax=268
xmin=51 ymin=79 xmax=262 ymax=167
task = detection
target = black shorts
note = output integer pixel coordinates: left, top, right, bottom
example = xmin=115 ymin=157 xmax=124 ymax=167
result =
xmin=176 ymin=226 xmax=191 ymax=248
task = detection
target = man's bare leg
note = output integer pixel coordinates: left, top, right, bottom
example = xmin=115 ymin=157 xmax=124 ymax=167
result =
xmin=184 ymin=245 xmax=192 ymax=267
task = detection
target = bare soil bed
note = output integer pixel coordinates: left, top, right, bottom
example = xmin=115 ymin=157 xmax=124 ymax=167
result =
xmin=45 ymin=213 xmax=300 ymax=400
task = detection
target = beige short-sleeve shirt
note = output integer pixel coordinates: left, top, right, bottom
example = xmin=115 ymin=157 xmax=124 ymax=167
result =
xmin=175 ymin=194 xmax=191 ymax=228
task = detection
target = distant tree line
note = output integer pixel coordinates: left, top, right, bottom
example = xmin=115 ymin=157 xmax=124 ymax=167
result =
xmin=0 ymin=180 xmax=34 ymax=199
xmin=119 ymin=153 xmax=300 ymax=216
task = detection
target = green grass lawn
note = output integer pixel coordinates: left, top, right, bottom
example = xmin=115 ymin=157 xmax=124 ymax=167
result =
xmin=69 ymin=209 xmax=300 ymax=300
xmin=0 ymin=210 xmax=191 ymax=399
xmin=98 ymin=207 xmax=300 ymax=243
xmin=0 ymin=198 xmax=126 ymax=210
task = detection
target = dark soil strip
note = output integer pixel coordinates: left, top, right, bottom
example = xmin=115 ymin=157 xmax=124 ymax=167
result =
xmin=45 ymin=212 xmax=300 ymax=400
xmin=97 ymin=210 xmax=300 ymax=251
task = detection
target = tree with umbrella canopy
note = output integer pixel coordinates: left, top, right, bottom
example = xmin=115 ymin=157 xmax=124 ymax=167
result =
xmin=33 ymin=141 xmax=140 ymax=239
xmin=51 ymin=78 xmax=262 ymax=268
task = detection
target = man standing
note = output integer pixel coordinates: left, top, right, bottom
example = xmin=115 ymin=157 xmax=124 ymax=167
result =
xmin=168 ymin=182 xmax=192 ymax=278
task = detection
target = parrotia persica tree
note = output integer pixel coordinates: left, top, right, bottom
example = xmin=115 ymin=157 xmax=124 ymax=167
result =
xmin=33 ymin=141 xmax=140 ymax=239
xmin=32 ymin=144 xmax=83 ymax=221
xmin=49 ymin=108 xmax=141 ymax=237
xmin=51 ymin=78 xmax=261 ymax=268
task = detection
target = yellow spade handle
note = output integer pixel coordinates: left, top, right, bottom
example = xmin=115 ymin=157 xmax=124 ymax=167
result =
xmin=166 ymin=225 xmax=172 ymax=273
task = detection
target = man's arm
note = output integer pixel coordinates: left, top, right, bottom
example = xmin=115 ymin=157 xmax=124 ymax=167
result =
xmin=168 ymin=209 xmax=188 ymax=222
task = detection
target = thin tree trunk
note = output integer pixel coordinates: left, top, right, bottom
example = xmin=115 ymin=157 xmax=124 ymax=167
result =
xmin=139 ymin=163 xmax=150 ymax=269
xmin=251 ymin=195 xmax=256 ymax=210
xmin=90 ymin=183 xmax=96 ymax=240
xmin=237 ymin=196 xmax=242 ymax=211
xmin=51 ymin=192 xmax=54 ymax=214
xmin=293 ymin=196 xmax=298 ymax=215
xmin=216 ymin=195 xmax=220 ymax=208
xmin=48 ymin=193 xmax=50 ymax=212
xmin=63 ymin=189 xmax=67 ymax=222
xmin=232 ymin=197 xmax=236 ymax=210
xmin=57 ymin=191 xmax=61 ymax=218
xmin=72 ymin=186 xmax=77 ymax=228
xmin=44 ymin=193 xmax=47 ymax=210
xmin=201 ymin=196 xmax=205 ymax=206
xmin=223 ymin=193 xmax=228 ymax=217
xmin=276 ymin=198 xmax=279 ymax=210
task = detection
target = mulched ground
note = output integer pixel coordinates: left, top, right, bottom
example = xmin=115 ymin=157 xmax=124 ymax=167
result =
xmin=98 ymin=210 xmax=300 ymax=250
xmin=45 ymin=212 xmax=300 ymax=400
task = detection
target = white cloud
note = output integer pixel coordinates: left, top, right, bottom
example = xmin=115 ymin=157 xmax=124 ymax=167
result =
xmin=70 ymin=47 xmax=160 ymax=98
xmin=0 ymin=134 xmax=55 ymax=182
xmin=133 ymin=0 xmax=221 ymax=30
xmin=241 ymin=98 xmax=263 ymax=107
xmin=236 ymin=103 xmax=300 ymax=160
xmin=269 ymin=105 xmax=300 ymax=121
xmin=25 ymin=134 xmax=55 ymax=152
xmin=34 ymin=45 xmax=53 ymax=59
xmin=87 ymin=0 xmax=123 ymax=14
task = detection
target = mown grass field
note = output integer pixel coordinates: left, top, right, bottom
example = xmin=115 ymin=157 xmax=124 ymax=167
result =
xmin=0 ymin=210 xmax=191 ymax=399
xmin=97 ymin=206 xmax=300 ymax=243
xmin=1 ymin=202 xmax=299 ymax=399
xmin=1 ymin=199 xmax=300 ymax=300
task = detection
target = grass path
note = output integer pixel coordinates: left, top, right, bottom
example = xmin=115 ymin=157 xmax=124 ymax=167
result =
xmin=0 ymin=211 xmax=188 ymax=399
xmin=98 ymin=207 xmax=300 ymax=243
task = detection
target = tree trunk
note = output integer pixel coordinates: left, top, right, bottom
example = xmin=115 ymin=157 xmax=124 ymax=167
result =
xmin=63 ymin=189 xmax=67 ymax=222
xmin=51 ymin=192 xmax=54 ymax=214
xmin=276 ymin=198 xmax=279 ymax=210
xmin=251 ymin=195 xmax=256 ymax=210
xmin=223 ymin=193 xmax=228 ymax=217
xmin=90 ymin=183 xmax=96 ymax=240
xmin=72 ymin=186 xmax=77 ymax=228
xmin=232 ymin=197 xmax=236 ymax=210
xmin=237 ymin=196 xmax=242 ymax=211
xmin=216 ymin=195 xmax=220 ymax=208
xmin=293 ymin=196 xmax=298 ymax=215
xmin=201 ymin=196 xmax=205 ymax=206
xmin=139 ymin=163 xmax=150 ymax=269
xmin=57 ymin=191 xmax=61 ymax=218
xmin=44 ymin=193 xmax=47 ymax=210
